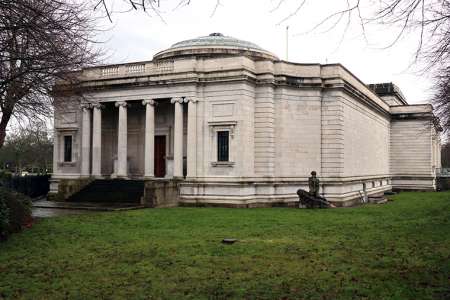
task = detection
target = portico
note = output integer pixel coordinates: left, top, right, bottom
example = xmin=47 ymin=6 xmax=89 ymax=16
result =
xmin=77 ymin=97 xmax=196 ymax=180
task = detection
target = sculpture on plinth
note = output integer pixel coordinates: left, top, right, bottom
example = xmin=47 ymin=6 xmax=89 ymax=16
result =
xmin=297 ymin=171 xmax=333 ymax=208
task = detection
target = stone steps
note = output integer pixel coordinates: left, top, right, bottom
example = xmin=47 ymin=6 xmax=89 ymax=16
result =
xmin=33 ymin=200 xmax=144 ymax=211
xmin=67 ymin=179 xmax=145 ymax=203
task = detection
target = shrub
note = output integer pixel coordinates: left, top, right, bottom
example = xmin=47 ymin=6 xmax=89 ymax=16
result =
xmin=0 ymin=187 xmax=32 ymax=241
xmin=0 ymin=170 xmax=12 ymax=181
xmin=0 ymin=195 xmax=9 ymax=241
xmin=0 ymin=170 xmax=12 ymax=188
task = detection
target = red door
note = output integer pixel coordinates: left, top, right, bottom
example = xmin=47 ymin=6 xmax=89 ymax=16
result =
xmin=154 ymin=135 xmax=166 ymax=178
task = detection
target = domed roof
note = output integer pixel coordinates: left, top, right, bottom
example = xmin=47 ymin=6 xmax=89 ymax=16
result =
xmin=153 ymin=33 xmax=278 ymax=61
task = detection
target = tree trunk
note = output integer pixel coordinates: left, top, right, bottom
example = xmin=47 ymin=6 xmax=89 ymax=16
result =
xmin=0 ymin=110 xmax=12 ymax=149
xmin=0 ymin=121 xmax=8 ymax=149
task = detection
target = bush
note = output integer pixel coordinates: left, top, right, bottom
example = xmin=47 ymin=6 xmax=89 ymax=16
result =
xmin=0 ymin=170 xmax=12 ymax=183
xmin=0 ymin=187 xmax=32 ymax=241
xmin=0 ymin=195 xmax=9 ymax=240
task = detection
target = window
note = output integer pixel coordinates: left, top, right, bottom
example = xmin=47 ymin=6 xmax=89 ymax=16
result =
xmin=64 ymin=135 xmax=72 ymax=162
xmin=217 ymin=131 xmax=229 ymax=162
xmin=208 ymin=121 xmax=236 ymax=167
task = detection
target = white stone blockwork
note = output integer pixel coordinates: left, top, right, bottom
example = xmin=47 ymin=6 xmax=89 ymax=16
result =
xmin=50 ymin=33 xmax=442 ymax=206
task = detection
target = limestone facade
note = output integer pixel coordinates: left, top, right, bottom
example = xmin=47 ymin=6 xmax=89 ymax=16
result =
xmin=50 ymin=33 xmax=442 ymax=206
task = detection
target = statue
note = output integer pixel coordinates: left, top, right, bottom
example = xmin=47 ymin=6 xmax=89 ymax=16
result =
xmin=308 ymin=171 xmax=320 ymax=197
xmin=297 ymin=171 xmax=333 ymax=208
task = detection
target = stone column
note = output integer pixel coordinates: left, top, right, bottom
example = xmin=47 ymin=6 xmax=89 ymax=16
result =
xmin=143 ymin=100 xmax=156 ymax=178
xmin=186 ymin=97 xmax=198 ymax=178
xmin=116 ymin=101 xmax=128 ymax=178
xmin=171 ymin=97 xmax=184 ymax=178
xmin=80 ymin=104 xmax=92 ymax=177
xmin=91 ymin=103 xmax=103 ymax=177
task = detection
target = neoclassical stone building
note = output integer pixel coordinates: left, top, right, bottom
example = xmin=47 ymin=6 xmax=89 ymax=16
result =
xmin=50 ymin=33 xmax=442 ymax=207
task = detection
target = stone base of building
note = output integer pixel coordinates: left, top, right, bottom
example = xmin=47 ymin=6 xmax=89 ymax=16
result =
xmin=179 ymin=177 xmax=393 ymax=208
xmin=391 ymin=176 xmax=436 ymax=191
xmin=142 ymin=179 xmax=180 ymax=208
xmin=48 ymin=175 xmax=437 ymax=208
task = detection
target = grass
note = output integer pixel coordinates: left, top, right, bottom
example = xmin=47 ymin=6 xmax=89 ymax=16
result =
xmin=0 ymin=192 xmax=449 ymax=300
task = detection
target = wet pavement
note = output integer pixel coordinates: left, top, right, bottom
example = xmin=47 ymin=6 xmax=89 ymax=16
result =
xmin=32 ymin=207 xmax=97 ymax=218
xmin=32 ymin=199 xmax=145 ymax=218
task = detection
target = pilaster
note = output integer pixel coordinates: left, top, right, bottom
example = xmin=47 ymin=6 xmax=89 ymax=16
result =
xmin=185 ymin=97 xmax=198 ymax=178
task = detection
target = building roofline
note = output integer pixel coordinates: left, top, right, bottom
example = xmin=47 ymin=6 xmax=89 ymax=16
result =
xmin=368 ymin=82 xmax=409 ymax=105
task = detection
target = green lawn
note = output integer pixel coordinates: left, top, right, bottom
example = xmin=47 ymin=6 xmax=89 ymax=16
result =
xmin=1 ymin=192 xmax=449 ymax=299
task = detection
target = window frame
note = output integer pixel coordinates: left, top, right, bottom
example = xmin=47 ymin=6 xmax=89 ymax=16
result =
xmin=217 ymin=131 xmax=230 ymax=162
xmin=208 ymin=121 xmax=236 ymax=167
xmin=63 ymin=135 xmax=73 ymax=162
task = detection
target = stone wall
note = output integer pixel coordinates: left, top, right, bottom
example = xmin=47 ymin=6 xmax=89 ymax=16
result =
xmin=274 ymin=87 xmax=322 ymax=177
xmin=179 ymin=180 xmax=307 ymax=207
xmin=341 ymin=93 xmax=390 ymax=177
xmin=254 ymin=85 xmax=275 ymax=176
xmin=321 ymin=91 xmax=344 ymax=178
xmin=53 ymin=96 xmax=83 ymax=177
xmin=47 ymin=178 xmax=93 ymax=201
xmin=390 ymin=119 xmax=435 ymax=190
xmin=201 ymin=82 xmax=255 ymax=178
xmin=142 ymin=180 xmax=179 ymax=207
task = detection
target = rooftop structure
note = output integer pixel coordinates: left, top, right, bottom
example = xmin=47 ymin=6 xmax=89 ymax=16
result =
xmin=154 ymin=33 xmax=278 ymax=61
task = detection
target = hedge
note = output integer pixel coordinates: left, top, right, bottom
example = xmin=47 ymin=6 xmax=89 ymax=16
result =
xmin=0 ymin=187 xmax=32 ymax=241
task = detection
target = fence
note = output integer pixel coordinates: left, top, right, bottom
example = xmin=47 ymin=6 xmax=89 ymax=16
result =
xmin=2 ymin=175 xmax=50 ymax=198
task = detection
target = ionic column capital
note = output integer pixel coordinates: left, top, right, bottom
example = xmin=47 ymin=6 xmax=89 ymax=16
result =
xmin=92 ymin=103 xmax=104 ymax=110
xmin=142 ymin=99 xmax=156 ymax=106
xmin=170 ymin=97 xmax=184 ymax=104
xmin=184 ymin=97 xmax=198 ymax=104
xmin=80 ymin=103 xmax=92 ymax=110
xmin=115 ymin=101 xmax=128 ymax=108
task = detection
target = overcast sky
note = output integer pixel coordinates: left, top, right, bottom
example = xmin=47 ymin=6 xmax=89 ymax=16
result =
xmin=97 ymin=0 xmax=432 ymax=104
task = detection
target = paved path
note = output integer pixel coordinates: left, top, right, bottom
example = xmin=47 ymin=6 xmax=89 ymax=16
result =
xmin=32 ymin=199 xmax=145 ymax=218
xmin=32 ymin=207 xmax=97 ymax=218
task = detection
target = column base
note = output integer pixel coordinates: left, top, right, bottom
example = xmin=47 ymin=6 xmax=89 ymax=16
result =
xmin=111 ymin=173 xmax=129 ymax=179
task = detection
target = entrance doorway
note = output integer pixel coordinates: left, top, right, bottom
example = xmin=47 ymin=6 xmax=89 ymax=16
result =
xmin=154 ymin=135 xmax=166 ymax=178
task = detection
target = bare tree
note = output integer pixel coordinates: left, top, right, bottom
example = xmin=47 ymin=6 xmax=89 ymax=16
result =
xmin=93 ymin=0 xmax=448 ymax=66
xmin=92 ymin=0 xmax=224 ymax=21
xmin=268 ymin=1 xmax=449 ymax=67
xmin=0 ymin=0 xmax=102 ymax=148
xmin=431 ymin=65 xmax=450 ymax=128
xmin=270 ymin=2 xmax=450 ymax=138
xmin=0 ymin=122 xmax=53 ymax=173
xmin=273 ymin=0 xmax=450 ymax=131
